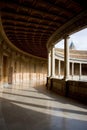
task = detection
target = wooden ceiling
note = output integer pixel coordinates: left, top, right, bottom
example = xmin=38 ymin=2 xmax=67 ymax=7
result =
xmin=0 ymin=0 xmax=87 ymax=58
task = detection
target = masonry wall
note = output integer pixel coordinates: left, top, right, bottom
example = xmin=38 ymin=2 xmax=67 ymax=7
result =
xmin=67 ymin=80 xmax=87 ymax=103
xmin=47 ymin=78 xmax=87 ymax=103
xmin=0 ymin=40 xmax=47 ymax=88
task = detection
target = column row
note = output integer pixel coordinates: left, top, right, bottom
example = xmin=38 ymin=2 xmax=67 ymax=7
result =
xmin=48 ymin=47 xmax=83 ymax=80
xmin=47 ymin=35 xmax=70 ymax=81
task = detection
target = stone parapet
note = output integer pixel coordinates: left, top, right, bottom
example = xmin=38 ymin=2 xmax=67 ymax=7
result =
xmin=55 ymin=48 xmax=87 ymax=60
xmin=46 ymin=77 xmax=87 ymax=103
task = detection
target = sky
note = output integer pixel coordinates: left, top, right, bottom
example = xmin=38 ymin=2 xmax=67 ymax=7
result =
xmin=55 ymin=28 xmax=87 ymax=50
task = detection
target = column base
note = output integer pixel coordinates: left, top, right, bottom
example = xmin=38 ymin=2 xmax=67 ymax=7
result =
xmin=63 ymin=76 xmax=69 ymax=81
xmin=79 ymin=76 xmax=81 ymax=80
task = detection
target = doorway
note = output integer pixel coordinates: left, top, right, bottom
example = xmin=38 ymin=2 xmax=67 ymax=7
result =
xmin=3 ymin=55 xmax=8 ymax=84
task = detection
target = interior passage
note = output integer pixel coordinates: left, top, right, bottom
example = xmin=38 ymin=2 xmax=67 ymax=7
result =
xmin=0 ymin=83 xmax=87 ymax=130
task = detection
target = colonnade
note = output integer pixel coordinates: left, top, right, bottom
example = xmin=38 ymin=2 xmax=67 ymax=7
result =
xmin=47 ymin=35 xmax=70 ymax=81
xmin=71 ymin=62 xmax=83 ymax=80
xmin=47 ymin=35 xmax=86 ymax=81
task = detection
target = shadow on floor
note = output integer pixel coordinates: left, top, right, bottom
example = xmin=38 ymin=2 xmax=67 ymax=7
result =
xmin=0 ymin=97 xmax=87 ymax=130
xmin=2 ymin=82 xmax=87 ymax=109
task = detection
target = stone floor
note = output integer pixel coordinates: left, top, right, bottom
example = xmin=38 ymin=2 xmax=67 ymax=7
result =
xmin=0 ymin=83 xmax=87 ymax=130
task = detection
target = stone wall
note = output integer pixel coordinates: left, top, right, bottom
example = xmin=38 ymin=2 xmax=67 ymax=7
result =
xmin=67 ymin=81 xmax=87 ymax=103
xmin=47 ymin=78 xmax=87 ymax=103
xmin=47 ymin=78 xmax=66 ymax=96
xmin=0 ymin=39 xmax=47 ymax=88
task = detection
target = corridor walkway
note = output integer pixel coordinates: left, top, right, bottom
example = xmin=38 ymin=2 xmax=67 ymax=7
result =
xmin=0 ymin=82 xmax=87 ymax=130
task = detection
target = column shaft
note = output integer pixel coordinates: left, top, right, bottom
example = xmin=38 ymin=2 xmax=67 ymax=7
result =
xmin=72 ymin=62 xmax=74 ymax=79
xmin=64 ymin=36 xmax=70 ymax=80
xmin=58 ymin=60 xmax=61 ymax=77
xmin=47 ymin=50 xmax=51 ymax=77
xmin=51 ymin=46 xmax=55 ymax=77
xmin=79 ymin=63 xmax=82 ymax=80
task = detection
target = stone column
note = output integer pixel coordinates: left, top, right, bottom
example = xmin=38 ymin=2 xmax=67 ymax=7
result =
xmin=12 ymin=52 xmax=16 ymax=84
xmin=51 ymin=45 xmax=55 ymax=77
xmin=8 ymin=52 xmax=13 ymax=84
xmin=58 ymin=60 xmax=61 ymax=78
xmin=47 ymin=49 xmax=51 ymax=77
xmin=0 ymin=40 xmax=3 ymax=88
xmin=79 ymin=63 xmax=82 ymax=80
xmin=72 ymin=62 xmax=74 ymax=79
xmin=64 ymin=35 xmax=70 ymax=80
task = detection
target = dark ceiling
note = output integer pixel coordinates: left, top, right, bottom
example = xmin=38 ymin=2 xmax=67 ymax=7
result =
xmin=0 ymin=0 xmax=87 ymax=58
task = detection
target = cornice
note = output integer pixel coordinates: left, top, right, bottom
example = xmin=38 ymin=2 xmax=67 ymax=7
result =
xmin=47 ymin=9 xmax=87 ymax=49
xmin=0 ymin=16 xmax=47 ymax=61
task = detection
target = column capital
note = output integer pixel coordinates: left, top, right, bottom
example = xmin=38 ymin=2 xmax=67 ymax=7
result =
xmin=47 ymin=45 xmax=51 ymax=50
xmin=47 ymin=48 xmax=51 ymax=53
xmin=63 ymin=34 xmax=70 ymax=39
xmin=51 ymin=44 xmax=55 ymax=49
xmin=47 ymin=44 xmax=55 ymax=51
